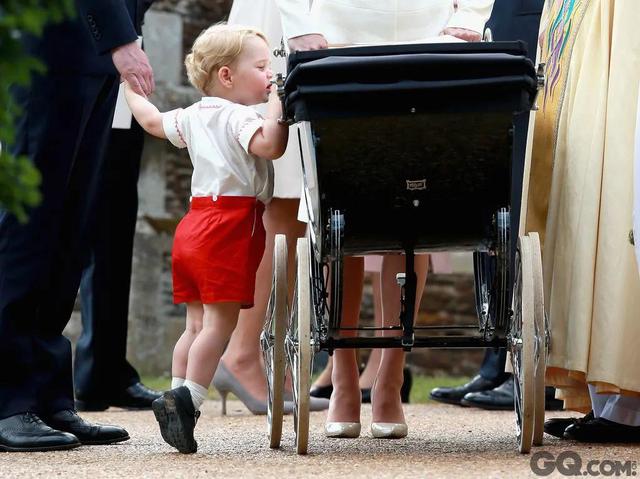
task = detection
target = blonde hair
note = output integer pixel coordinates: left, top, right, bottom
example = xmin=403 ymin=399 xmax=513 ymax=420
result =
xmin=184 ymin=23 xmax=268 ymax=95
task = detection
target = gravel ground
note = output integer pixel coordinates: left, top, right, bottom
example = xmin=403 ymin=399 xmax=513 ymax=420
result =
xmin=3 ymin=401 xmax=639 ymax=479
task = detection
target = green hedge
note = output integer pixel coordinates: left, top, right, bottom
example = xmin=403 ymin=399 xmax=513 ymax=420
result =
xmin=0 ymin=1 xmax=74 ymax=222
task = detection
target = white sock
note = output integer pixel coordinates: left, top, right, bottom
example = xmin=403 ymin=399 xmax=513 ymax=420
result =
xmin=171 ymin=377 xmax=185 ymax=389
xmin=184 ymin=379 xmax=208 ymax=411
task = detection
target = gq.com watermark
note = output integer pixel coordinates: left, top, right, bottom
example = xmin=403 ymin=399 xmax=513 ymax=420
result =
xmin=531 ymin=451 xmax=637 ymax=476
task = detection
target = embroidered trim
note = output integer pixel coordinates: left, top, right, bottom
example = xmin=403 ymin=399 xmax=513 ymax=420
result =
xmin=174 ymin=110 xmax=186 ymax=146
xmin=236 ymin=117 xmax=263 ymax=144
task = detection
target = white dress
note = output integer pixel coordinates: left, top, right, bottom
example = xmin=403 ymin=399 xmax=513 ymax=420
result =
xmin=228 ymin=0 xmax=303 ymax=199
xmin=275 ymin=0 xmax=494 ymax=43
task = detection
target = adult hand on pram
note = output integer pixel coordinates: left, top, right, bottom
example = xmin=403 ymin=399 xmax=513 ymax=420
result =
xmin=287 ymin=33 xmax=329 ymax=52
xmin=441 ymin=27 xmax=482 ymax=42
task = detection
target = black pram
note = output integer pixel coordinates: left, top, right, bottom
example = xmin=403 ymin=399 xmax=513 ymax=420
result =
xmin=260 ymin=41 xmax=547 ymax=455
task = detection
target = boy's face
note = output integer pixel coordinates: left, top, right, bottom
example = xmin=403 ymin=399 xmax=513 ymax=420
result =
xmin=231 ymin=36 xmax=273 ymax=105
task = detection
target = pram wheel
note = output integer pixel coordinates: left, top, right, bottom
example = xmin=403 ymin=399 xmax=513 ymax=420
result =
xmin=261 ymin=234 xmax=288 ymax=449
xmin=528 ymin=232 xmax=547 ymax=446
xmin=510 ymin=235 xmax=536 ymax=453
xmin=286 ymin=237 xmax=312 ymax=455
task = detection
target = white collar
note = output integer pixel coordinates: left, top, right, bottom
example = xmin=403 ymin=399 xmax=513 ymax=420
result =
xmin=200 ymin=96 xmax=233 ymax=107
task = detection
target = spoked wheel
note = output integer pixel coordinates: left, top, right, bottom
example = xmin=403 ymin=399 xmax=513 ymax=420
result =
xmin=528 ymin=232 xmax=547 ymax=446
xmin=509 ymin=235 xmax=536 ymax=453
xmin=260 ymin=234 xmax=288 ymax=449
xmin=285 ymin=237 xmax=312 ymax=455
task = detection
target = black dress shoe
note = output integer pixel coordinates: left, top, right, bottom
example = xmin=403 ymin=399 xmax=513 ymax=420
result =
xmin=44 ymin=409 xmax=129 ymax=445
xmin=362 ymin=367 xmax=413 ymax=404
xmin=430 ymin=374 xmax=503 ymax=405
xmin=544 ymin=411 xmax=594 ymax=438
xmin=0 ymin=413 xmax=80 ymax=452
xmin=564 ymin=416 xmax=640 ymax=443
xmin=461 ymin=376 xmax=514 ymax=410
xmin=152 ymin=386 xmax=200 ymax=454
xmin=310 ymin=384 xmax=333 ymax=400
xmin=76 ymin=382 xmax=163 ymax=411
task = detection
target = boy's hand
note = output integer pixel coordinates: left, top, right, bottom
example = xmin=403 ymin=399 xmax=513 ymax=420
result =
xmin=123 ymin=80 xmax=146 ymax=99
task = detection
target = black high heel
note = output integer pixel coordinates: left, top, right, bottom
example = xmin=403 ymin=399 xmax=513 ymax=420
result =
xmin=310 ymin=384 xmax=333 ymax=399
xmin=400 ymin=367 xmax=412 ymax=403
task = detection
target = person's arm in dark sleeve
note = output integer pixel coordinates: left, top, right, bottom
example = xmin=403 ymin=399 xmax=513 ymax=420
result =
xmin=75 ymin=0 xmax=138 ymax=54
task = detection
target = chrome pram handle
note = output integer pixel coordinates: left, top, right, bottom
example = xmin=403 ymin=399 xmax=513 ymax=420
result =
xmin=273 ymin=38 xmax=288 ymax=58
xmin=271 ymin=73 xmax=294 ymax=125
xmin=532 ymin=63 xmax=546 ymax=111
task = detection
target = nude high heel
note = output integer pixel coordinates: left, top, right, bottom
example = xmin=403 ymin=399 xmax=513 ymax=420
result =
xmin=370 ymin=380 xmax=408 ymax=439
xmin=370 ymin=422 xmax=408 ymax=439
xmin=324 ymin=422 xmax=361 ymax=438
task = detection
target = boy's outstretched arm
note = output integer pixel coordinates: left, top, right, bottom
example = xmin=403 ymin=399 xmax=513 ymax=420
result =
xmin=123 ymin=82 xmax=167 ymax=139
xmin=248 ymin=88 xmax=288 ymax=160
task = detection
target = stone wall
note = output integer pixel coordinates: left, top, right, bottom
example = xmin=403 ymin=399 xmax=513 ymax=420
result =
xmin=65 ymin=2 xmax=485 ymax=379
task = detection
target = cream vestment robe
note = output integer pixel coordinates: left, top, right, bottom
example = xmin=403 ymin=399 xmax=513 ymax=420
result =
xmin=525 ymin=0 xmax=640 ymax=411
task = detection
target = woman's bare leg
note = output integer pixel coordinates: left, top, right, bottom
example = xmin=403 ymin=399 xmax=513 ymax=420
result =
xmin=326 ymin=256 xmax=364 ymax=423
xmin=312 ymin=356 xmax=333 ymax=388
xmin=371 ymin=254 xmax=428 ymax=424
xmin=219 ymin=198 xmax=305 ymax=401
xmin=359 ymin=272 xmax=382 ymax=389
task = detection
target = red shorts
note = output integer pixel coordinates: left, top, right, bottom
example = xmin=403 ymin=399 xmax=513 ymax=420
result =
xmin=172 ymin=196 xmax=266 ymax=307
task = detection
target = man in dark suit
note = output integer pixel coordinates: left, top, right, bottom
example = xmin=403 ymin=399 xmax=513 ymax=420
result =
xmin=73 ymin=0 xmax=161 ymax=412
xmin=0 ymin=0 xmax=155 ymax=451
xmin=430 ymin=0 xmax=552 ymax=410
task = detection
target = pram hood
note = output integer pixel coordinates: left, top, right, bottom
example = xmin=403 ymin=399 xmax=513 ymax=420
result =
xmin=284 ymin=41 xmax=538 ymax=121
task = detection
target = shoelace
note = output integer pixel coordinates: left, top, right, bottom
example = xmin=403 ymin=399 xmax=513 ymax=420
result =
xmin=24 ymin=412 xmax=44 ymax=425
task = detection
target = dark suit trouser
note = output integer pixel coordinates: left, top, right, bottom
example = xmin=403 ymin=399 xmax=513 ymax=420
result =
xmin=74 ymin=122 xmax=144 ymax=399
xmin=0 ymin=73 xmax=119 ymax=419
xmin=479 ymin=348 xmax=509 ymax=382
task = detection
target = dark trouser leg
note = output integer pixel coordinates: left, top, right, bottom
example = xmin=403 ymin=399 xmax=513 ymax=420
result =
xmin=75 ymin=122 xmax=144 ymax=399
xmin=0 ymin=73 xmax=119 ymax=419
xmin=479 ymin=348 xmax=509 ymax=383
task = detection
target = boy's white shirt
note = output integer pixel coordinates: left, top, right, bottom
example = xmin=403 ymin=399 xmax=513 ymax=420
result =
xmin=162 ymin=97 xmax=274 ymax=204
xmin=274 ymin=0 xmax=495 ymax=42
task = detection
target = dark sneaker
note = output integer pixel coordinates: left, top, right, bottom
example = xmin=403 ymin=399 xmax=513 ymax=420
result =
xmin=152 ymin=386 xmax=200 ymax=454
